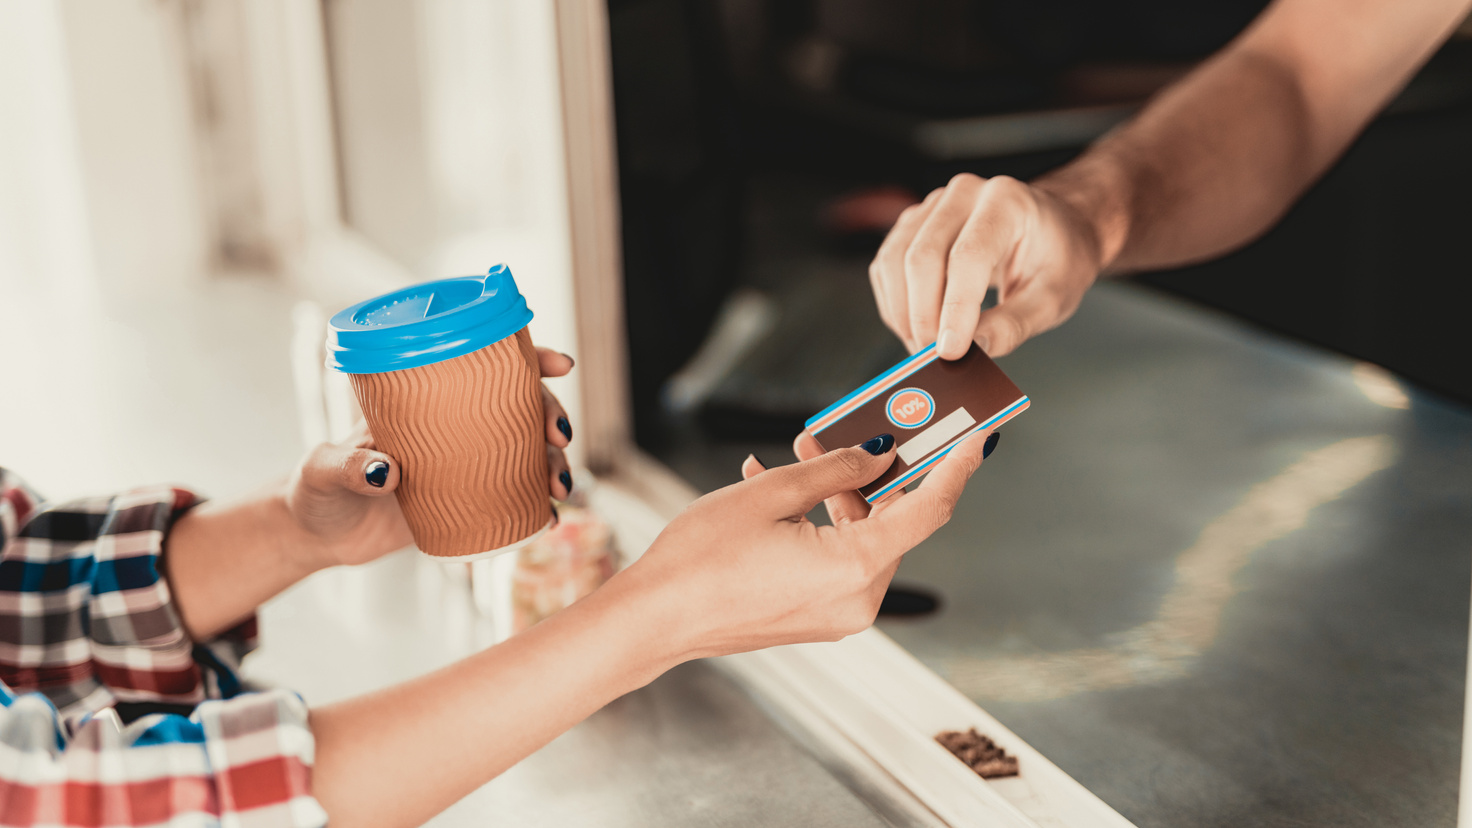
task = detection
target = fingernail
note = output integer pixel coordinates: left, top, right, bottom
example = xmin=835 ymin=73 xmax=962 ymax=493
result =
xmin=365 ymin=461 xmax=389 ymax=488
xmin=551 ymin=504 xmax=560 ymax=525
xmin=982 ymin=431 xmax=1000 ymax=460
xmin=560 ymin=470 xmax=573 ymax=493
xmin=859 ymin=433 xmax=895 ymax=455
xmin=976 ymin=335 xmax=991 ymax=355
xmin=749 ymin=453 xmax=767 ymax=470
xmin=561 ymin=352 xmax=575 ymax=367
xmin=937 ymin=330 xmax=956 ymax=356
xmin=557 ymin=416 xmax=573 ymax=440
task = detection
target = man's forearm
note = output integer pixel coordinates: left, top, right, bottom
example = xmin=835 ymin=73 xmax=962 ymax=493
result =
xmin=1037 ymin=0 xmax=1471 ymax=274
xmin=1039 ymin=47 xmax=1319 ymax=274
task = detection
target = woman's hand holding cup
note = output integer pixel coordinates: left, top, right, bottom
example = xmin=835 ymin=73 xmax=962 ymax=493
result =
xmin=285 ymin=347 xmax=577 ymax=571
xmin=536 ymin=348 xmax=577 ymax=500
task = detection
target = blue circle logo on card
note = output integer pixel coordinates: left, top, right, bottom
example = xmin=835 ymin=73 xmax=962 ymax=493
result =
xmin=886 ymin=387 xmax=935 ymax=428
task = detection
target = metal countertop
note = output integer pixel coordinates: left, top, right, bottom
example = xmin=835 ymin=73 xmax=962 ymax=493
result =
xmin=659 ymin=281 xmax=1472 ymax=827
xmin=442 ymin=659 xmax=895 ymax=827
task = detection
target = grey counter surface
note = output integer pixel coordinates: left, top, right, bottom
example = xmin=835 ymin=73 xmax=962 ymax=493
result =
xmin=658 ymin=282 xmax=1472 ymax=827
xmin=440 ymin=660 xmax=895 ymax=827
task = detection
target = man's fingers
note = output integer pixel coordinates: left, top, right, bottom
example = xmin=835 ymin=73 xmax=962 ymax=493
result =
xmin=972 ymin=278 xmax=1072 ymax=357
xmin=936 ymin=177 xmax=1028 ymax=360
xmin=872 ymin=191 xmax=940 ymax=350
xmin=905 ymin=174 xmax=985 ymax=349
xmin=754 ymin=437 xmax=897 ymax=519
xmin=852 ymin=428 xmax=990 ymax=555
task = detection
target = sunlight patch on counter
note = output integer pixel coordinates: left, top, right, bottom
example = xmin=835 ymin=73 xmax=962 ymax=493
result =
xmin=943 ymin=435 xmax=1397 ymax=701
xmin=1352 ymin=362 xmax=1411 ymax=410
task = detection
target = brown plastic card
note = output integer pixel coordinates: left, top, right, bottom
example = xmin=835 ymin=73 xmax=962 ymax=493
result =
xmin=804 ymin=343 xmax=1029 ymax=502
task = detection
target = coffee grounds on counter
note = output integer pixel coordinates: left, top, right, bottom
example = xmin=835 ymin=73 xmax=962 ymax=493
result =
xmin=936 ymin=728 xmax=1020 ymax=779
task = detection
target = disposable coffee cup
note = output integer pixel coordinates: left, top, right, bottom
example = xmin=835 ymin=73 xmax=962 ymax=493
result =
xmin=327 ymin=264 xmax=553 ymax=561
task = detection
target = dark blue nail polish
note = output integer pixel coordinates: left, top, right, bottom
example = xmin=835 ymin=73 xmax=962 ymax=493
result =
xmin=557 ymin=416 xmax=573 ymax=440
xmin=859 ymin=433 xmax=895 ymax=455
xmin=560 ymin=470 xmax=573 ymax=493
xmin=982 ymin=431 xmax=1000 ymax=460
xmin=365 ymin=461 xmax=389 ymax=488
xmin=551 ymin=504 xmax=560 ymax=524
xmin=750 ymin=453 xmax=767 ymax=469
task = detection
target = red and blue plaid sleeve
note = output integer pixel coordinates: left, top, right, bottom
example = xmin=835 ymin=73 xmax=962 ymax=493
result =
xmin=0 ymin=469 xmax=327 ymax=826
xmin=0 ymin=684 xmax=324 ymax=827
xmin=0 ymin=470 xmax=255 ymax=721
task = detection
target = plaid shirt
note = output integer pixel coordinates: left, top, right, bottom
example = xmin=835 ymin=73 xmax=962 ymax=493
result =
xmin=0 ymin=468 xmax=326 ymax=827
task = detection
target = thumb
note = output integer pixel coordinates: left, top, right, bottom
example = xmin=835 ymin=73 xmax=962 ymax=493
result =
xmin=972 ymin=281 xmax=1070 ymax=357
xmin=750 ymin=433 xmax=896 ymax=519
xmin=302 ymin=441 xmax=401 ymax=498
xmin=850 ymin=427 xmax=990 ymax=556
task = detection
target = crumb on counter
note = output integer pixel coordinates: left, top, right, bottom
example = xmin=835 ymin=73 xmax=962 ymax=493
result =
xmin=936 ymin=728 xmax=1020 ymax=779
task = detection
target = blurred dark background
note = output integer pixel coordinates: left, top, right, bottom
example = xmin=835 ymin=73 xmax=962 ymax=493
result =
xmin=608 ymin=0 xmax=1472 ymax=451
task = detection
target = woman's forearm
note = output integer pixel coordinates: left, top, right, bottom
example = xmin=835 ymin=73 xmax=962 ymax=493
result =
xmin=163 ymin=435 xmax=416 ymax=641
xmin=1038 ymin=0 xmax=1470 ymax=274
xmin=308 ymin=567 xmax=682 ymax=828
xmin=164 ymin=482 xmax=325 ymax=640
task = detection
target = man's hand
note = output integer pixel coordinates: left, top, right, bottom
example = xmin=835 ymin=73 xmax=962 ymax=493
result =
xmin=869 ymin=173 xmax=1105 ymax=360
xmin=869 ymin=0 xmax=1472 ymax=361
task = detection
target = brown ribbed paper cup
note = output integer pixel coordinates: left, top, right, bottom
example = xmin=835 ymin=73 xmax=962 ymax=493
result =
xmin=328 ymin=266 xmax=554 ymax=560
xmin=352 ymin=329 xmax=552 ymax=558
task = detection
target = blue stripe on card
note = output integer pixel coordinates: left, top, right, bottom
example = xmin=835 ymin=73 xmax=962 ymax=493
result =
xmin=806 ymin=343 xmax=938 ymax=429
xmin=866 ymin=396 xmax=1029 ymax=501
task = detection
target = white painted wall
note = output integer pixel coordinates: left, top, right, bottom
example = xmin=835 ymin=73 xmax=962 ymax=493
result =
xmin=58 ymin=0 xmax=208 ymax=289
xmin=0 ymin=0 xmax=590 ymax=476
xmin=0 ymin=0 xmax=208 ymax=297
xmin=324 ymin=0 xmax=582 ymax=460
xmin=0 ymin=1 xmax=94 ymax=295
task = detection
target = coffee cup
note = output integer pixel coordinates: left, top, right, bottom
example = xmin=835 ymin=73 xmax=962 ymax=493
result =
xmin=327 ymin=264 xmax=553 ymax=560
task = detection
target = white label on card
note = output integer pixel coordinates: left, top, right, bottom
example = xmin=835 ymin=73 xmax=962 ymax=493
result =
xmin=897 ymin=406 xmax=976 ymax=465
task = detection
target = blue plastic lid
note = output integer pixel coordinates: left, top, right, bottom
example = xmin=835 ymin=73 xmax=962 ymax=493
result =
xmin=327 ymin=264 xmax=534 ymax=374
